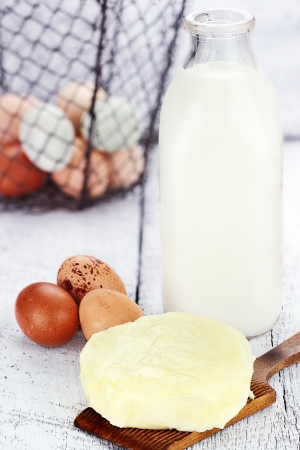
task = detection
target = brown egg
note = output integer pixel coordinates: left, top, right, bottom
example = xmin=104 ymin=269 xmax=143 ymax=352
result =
xmin=15 ymin=282 xmax=79 ymax=347
xmin=79 ymin=288 xmax=145 ymax=340
xmin=108 ymin=144 xmax=145 ymax=190
xmin=0 ymin=94 xmax=40 ymax=147
xmin=51 ymin=137 xmax=110 ymax=199
xmin=0 ymin=142 xmax=47 ymax=197
xmin=56 ymin=81 xmax=107 ymax=130
xmin=57 ymin=255 xmax=126 ymax=306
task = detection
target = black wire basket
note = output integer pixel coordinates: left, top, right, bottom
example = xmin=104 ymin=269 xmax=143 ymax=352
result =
xmin=0 ymin=0 xmax=187 ymax=211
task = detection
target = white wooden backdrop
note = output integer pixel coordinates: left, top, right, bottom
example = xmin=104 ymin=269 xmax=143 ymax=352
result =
xmin=1 ymin=1 xmax=300 ymax=449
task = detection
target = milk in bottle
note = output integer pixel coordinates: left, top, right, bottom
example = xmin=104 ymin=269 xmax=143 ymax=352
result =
xmin=159 ymin=9 xmax=282 ymax=337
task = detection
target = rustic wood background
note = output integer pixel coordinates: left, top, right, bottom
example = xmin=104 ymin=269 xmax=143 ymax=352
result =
xmin=1 ymin=1 xmax=300 ymax=449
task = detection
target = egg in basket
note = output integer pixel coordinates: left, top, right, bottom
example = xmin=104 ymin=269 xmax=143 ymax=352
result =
xmin=0 ymin=81 xmax=145 ymax=205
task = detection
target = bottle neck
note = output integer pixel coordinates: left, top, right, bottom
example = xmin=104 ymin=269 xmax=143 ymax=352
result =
xmin=185 ymin=33 xmax=257 ymax=69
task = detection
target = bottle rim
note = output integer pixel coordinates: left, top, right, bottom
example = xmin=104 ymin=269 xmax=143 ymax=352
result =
xmin=184 ymin=8 xmax=255 ymax=36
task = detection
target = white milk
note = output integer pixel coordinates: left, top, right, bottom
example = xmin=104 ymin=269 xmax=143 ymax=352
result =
xmin=159 ymin=62 xmax=282 ymax=337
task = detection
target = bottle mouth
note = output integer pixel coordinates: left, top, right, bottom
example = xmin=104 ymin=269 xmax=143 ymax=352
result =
xmin=184 ymin=8 xmax=255 ymax=37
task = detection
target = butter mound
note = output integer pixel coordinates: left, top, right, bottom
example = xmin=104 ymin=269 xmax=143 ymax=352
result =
xmin=80 ymin=312 xmax=254 ymax=432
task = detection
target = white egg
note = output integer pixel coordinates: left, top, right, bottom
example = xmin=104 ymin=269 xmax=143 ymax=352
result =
xmin=80 ymin=96 xmax=143 ymax=153
xmin=20 ymin=103 xmax=75 ymax=173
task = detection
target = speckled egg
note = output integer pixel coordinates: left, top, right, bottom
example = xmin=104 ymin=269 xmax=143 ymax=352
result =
xmin=57 ymin=255 xmax=126 ymax=306
xmin=79 ymin=288 xmax=145 ymax=340
xmin=15 ymin=282 xmax=79 ymax=347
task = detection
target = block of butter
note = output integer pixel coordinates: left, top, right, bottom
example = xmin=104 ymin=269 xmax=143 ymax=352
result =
xmin=80 ymin=312 xmax=254 ymax=432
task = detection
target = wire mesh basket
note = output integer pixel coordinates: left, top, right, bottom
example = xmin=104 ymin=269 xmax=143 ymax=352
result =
xmin=0 ymin=0 xmax=187 ymax=211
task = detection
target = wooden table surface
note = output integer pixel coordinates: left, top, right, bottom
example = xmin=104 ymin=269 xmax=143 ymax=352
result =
xmin=1 ymin=1 xmax=300 ymax=449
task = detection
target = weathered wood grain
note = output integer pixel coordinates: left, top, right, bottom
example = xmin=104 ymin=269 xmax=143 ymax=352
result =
xmin=0 ymin=189 xmax=142 ymax=450
xmin=1 ymin=144 xmax=300 ymax=450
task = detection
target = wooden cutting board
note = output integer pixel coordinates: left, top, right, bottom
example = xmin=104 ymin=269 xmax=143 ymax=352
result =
xmin=74 ymin=332 xmax=300 ymax=450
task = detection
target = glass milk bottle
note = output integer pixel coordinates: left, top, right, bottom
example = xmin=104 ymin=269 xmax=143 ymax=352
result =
xmin=159 ymin=9 xmax=282 ymax=337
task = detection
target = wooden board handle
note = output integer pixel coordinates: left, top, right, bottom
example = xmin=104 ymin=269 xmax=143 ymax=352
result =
xmin=253 ymin=332 xmax=300 ymax=383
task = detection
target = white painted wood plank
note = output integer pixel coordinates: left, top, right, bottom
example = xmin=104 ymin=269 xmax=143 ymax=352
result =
xmin=1 ymin=139 xmax=299 ymax=449
xmin=138 ymin=141 xmax=300 ymax=449
xmin=0 ymin=189 xmax=142 ymax=450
